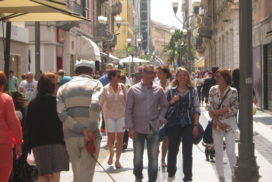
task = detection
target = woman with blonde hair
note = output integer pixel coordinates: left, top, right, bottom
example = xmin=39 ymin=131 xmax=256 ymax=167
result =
xmin=165 ymin=67 xmax=200 ymax=182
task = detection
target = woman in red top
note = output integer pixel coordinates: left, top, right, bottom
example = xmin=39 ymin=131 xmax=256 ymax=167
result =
xmin=0 ymin=71 xmax=22 ymax=182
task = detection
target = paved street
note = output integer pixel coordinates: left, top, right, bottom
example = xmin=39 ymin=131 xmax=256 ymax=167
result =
xmin=60 ymin=108 xmax=272 ymax=182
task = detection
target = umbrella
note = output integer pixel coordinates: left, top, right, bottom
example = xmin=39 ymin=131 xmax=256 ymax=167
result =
xmin=0 ymin=0 xmax=88 ymax=76
xmin=120 ymin=56 xmax=150 ymax=64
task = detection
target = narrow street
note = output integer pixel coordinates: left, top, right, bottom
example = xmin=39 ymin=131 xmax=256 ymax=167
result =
xmin=59 ymin=108 xmax=272 ymax=182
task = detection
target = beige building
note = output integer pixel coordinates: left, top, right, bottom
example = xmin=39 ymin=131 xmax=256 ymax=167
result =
xmin=151 ymin=21 xmax=172 ymax=63
xmin=198 ymin=0 xmax=239 ymax=70
xmin=0 ymin=22 xmax=29 ymax=78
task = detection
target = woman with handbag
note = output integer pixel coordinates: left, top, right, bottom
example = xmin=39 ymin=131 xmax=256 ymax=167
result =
xmin=165 ymin=67 xmax=200 ymax=182
xmin=25 ymin=72 xmax=69 ymax=182
xmin=100 ymin=69 xmax=127 ymax=169
xmin=208 ymin=69 xmax=239 ymax=182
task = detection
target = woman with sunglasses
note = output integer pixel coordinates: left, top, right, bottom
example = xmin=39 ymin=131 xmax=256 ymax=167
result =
xmin=100 ymin=69 xmax=127 ymax=169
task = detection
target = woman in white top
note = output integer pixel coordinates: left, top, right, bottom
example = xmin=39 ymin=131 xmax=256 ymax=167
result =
xmin=208 ymin=69 xmax=239 ymax=182
xmin=156 ymin=65 xmax=171 ymax=167
xmin=100 ymin=69 xmax=127 ymax=168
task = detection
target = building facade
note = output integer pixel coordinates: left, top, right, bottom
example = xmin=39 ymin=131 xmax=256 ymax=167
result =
xmin=252 ymin=0 xmax=272 ymax=110
xmin=198 ymin=0 xmax=239 ymax=70
xmin=150 ymin=21 xmax=172 ymax=63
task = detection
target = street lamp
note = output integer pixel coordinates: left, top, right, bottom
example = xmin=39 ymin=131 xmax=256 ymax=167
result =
xmin=115 ymin=15 xmax=122 ymax=30
xmin=98 ymin=16 xmax=107 ymax=24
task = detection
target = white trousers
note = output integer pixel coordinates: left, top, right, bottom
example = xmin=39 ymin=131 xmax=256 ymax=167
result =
xmin=212 ymin=128 xmax=237 ymax=178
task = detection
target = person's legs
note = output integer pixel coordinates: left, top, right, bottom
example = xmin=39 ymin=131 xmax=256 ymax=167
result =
xmin=115 ymin=132 xmax=124 ymax=168
xmin=167 ymin=126 xmax=181 ymax=177
xmin=225 ymin=131 xmax=237 ymax=176
xmin=133 ymin=132 xmax=145 ymax=180
xmin=65 ymin=137 xmax=81 ymax=182
xmin=0 ymin=144 xmax=13 ymax=182
xmin=181 ymin=125 xmax=194 ymax=181
xmin=161 ymin=137 xmax=168 ymax=167
xmin=48 ymin=172 xmax=60 ymax=182
xmin=79 ymin=136 xmax=101 ymax=182
xmin=146 ymin=129 xmax=159 ymax=182
xmin=107 ymin=132 xmax=115 ymax=165
xmin=213 ymin=129 xmax=225 ymax=178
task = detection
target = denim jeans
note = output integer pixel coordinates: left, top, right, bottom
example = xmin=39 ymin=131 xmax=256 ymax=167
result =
xmin=167 ymin=124 xmax=193 ymax=181
xmin=133 ymin=129 xmax=159 ymax=182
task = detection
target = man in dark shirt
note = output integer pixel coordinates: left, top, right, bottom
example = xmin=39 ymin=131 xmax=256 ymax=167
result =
xmin=202 ymin=67 xmax=219 ymax=104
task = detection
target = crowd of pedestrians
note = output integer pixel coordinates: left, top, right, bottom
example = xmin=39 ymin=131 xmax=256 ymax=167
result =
xmin=0 ymin=62 xmax=245 ymax=182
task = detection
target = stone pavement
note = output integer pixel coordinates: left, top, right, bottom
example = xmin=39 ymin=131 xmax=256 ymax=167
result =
xmin=60 ymin=109 xmax=272 ymax=182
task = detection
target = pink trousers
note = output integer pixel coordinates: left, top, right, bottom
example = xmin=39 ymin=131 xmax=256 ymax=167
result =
xmin=0 ymin=144 xmax=13 ymax=182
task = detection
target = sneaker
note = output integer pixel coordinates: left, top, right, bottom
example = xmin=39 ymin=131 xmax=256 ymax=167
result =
xmin=219 ymin=176 xmax=225 ymax=182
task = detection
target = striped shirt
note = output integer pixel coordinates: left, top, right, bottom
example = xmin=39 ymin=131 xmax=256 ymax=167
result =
xmin=57 ymin=75 xmax=103 ymax=139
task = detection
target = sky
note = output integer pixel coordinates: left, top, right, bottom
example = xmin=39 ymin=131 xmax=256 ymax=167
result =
xmin=151 ymin=0 xmax=200 ymax=28
xmin=151 ymin=0 xmax=184 ymax=29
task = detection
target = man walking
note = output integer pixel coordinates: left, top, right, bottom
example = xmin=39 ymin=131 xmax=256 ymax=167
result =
xmin=57 ymin=60 xmax=103 ymax=182
xmin=8 ymin=70 xmax=18 ymax=92
xmin=19 ymin=72 xmax=37 ymax=100
xmin=125 ymin=64 xmax=168 ymax=182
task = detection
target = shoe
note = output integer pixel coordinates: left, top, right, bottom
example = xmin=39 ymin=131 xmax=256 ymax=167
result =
xmin=122 ymin=143 xmax=127 ymax=150
xmin=219 ymin=176 xmax=225 ymax=182
xmin=100 ymin=128 xmax=106 ymax=133
xmin=161 ymin=161 xmax=167 ymax=167
xmin=135 ymin=178 xmax=142 ymax=182
xmin=166 ymin=176 xmax=175 ymax=182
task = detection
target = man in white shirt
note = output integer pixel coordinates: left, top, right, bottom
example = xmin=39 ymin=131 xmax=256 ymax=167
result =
xmin=19 ymin=72 xmax=37 ymax=100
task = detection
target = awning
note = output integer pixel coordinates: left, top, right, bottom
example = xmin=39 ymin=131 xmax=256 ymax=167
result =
xmin=120 ymin=56 xmax=149 ymax=64
xmin=0 ymin=0 xmax=88 ymax=22
xmin=194 ymin=58 xmax=205 ymax=68
xmin=100 ymin=52 xmax=120 ymax=62
xmin=76 ymin=36 xmax=101 ymax=62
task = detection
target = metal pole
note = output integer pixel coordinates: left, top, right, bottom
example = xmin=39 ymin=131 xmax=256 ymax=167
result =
xmin=234 ymin=0 xmax=259 ymax=181
xmin=4 ymin=22 xmax=11 ymax=78
xmin=35 ymin=22 xmax=41 ymax=79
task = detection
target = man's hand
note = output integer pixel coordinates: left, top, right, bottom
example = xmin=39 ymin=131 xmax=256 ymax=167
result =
xmin=128 ymin=128 xmax=136 ymax=139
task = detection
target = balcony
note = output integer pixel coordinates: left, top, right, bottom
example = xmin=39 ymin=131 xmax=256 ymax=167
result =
xmin=198 ymin=15 xmax=212 ymax=39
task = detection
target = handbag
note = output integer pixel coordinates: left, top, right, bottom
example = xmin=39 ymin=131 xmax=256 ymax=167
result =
xmin=165 ymin=89 xmax=181 ymax=123
xmin=203 ymin=88 xmax=231 ymax=144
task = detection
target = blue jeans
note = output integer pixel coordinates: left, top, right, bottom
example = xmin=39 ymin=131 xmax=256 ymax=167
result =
xmin=133 ymin=129 xmax=159 ymax=182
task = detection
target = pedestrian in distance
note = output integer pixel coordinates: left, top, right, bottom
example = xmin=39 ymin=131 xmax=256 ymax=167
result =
xmin=208 ymin=69 xmax=239 ymax=182
xmin=8 ymin=70 xmax=18 ymax=92
xmin=125 ymin=64 xmax=169 ymax=182
xmin=0 ymin=71 xmax=23 ymax=182
xmin=57 ymin=60 xmax=103 ymax=182
xmin=19 ymin=72 xmax=37 ymax=101
xmin=100 ymin=69 xmax=127 ymax=168
xmin=202 ymin=67 xmax=219 ymax=104
xmin=155 ymin=65 xmax=172 ymax=168
xmin=57 ymin=69 xmax=72 ymax=87
xmin=165 ymin=67 xmax=200 ymax=182
xmin=25 ymin=72 xmax=69 ymax=182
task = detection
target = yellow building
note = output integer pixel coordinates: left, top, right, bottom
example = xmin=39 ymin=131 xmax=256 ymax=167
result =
xmin=113 ymin=0 xmax=135 ymax=58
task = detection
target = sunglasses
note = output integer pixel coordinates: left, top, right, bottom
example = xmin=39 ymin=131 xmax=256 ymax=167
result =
xmin=144 ymin=70 xmax=156 ymax=75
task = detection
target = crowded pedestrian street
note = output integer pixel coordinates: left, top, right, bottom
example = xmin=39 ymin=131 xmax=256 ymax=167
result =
xmin=58 ymin=108 xmax=272 ymax=182
xmin=1 ymin=0 xmax=271 ymax=182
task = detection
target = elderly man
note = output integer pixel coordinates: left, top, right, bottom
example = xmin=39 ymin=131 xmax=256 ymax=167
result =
xmin=125 ymin=64 xmax=169 ymax=182
xmin=57 ymin=60 xmax=103 ymax=182
xmin=19 ymin=72 xmax=37 ymax=100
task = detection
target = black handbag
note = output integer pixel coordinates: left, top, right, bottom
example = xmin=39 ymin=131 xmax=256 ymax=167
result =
xmin=203 ymin=88 xmax=231 ymax=144
xmin=165 ymin=89 xmax=181 ymax=123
